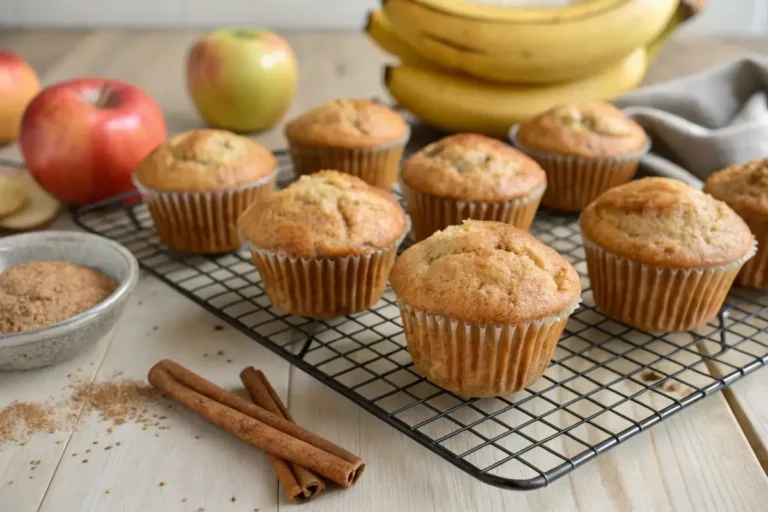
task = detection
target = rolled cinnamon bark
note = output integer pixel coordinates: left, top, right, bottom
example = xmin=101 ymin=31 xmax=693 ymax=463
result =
xmin=239 ymin=367 xmax=325 ymax=503
xmin=148 ymin=360 xmax=364 ymax=487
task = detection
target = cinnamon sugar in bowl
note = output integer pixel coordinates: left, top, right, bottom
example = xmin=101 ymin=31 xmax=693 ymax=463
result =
xmin=0 ymin=231 xmax=138 ymax=370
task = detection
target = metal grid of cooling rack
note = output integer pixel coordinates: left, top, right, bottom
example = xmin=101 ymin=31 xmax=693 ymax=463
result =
xmin=74 ymin=150 xmax=768 ymax=490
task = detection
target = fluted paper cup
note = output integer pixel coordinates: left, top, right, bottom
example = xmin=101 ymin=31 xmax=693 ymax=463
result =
xmin=246 ymin=224 xmax=408 ymax=319
xmin=401 ymin=183 xmax=545 ymax=242
xmin=583 ymin=235 xmax=757 ymax=332
xmin=396 ymin=297 xmax=581 ymax=398
xmin=737 ymin=219 xmax=768 ymax=289
xmin=287 ymin=129 xmax=410 ymax=190
xmin=509 ymin=124 xmax=650 ymax=212
xmin=133 ymin=172 xmax=277 ymax=254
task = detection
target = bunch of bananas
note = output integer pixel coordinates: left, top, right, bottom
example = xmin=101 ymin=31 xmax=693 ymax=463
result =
xmin=367 ymin=0 xmax=703 ymax=137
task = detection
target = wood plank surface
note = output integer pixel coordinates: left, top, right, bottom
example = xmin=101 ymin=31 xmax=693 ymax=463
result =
xmin=0 ymin=28 xmax=768 ymax=512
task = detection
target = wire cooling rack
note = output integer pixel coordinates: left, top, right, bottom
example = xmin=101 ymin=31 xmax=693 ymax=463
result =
xmin=74 ymin=150 xmax=768 ymax=490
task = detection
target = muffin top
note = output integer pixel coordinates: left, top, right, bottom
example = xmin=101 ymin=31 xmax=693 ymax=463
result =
xmin=514 ymin=101 xmax=648 ymax=158
xmin=581 ymin=177 xmax=753 ymax=268
xmin=134 ymin=129 xmax=276 ymax=193
xmin=704 ymin=158 xmax=768 ymax=219
xmin=284 ymin=99 xmax=408 ymax=149
xmin=390 ymin=220 xmax=581 ymax=325
xmin=400 ymin=133 xmax=547 ymax=202
xmin=238 ymin=170 xmax=407 ymax=259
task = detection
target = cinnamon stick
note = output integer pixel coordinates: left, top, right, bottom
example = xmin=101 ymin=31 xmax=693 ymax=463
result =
xmin=239 ymin=367 xmax=324 ymax=503
xmin=147 ymin=360 xmax=364 ymax=487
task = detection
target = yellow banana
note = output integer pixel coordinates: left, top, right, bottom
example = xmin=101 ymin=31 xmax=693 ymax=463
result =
xmin=366 ymin=8 xmax=636 ymax=84
xmin=411 ymin=0 xmax=628 ymax=22
xmin=384 ymin=48 xmax=648 ymax=138
xmin=364 ymin=10 xmax=436 ymax=69
xmin=383 ymin=0 xmax=678 ymax=84
xmin=647 ymin=1 xmax=705 ymax=63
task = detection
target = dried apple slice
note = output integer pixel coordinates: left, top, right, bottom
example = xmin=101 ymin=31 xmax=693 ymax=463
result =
xmin=0 ymin=175 xmax=28 ymax=219
xmin=0 ymin=173 xmax=60 ymax=231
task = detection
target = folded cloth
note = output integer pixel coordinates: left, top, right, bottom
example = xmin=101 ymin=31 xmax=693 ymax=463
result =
xmin=614 ymin=55 xmax=768 ymax=187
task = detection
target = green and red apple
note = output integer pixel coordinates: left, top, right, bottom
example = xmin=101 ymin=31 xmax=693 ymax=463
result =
xmin=20 ymin=78 xmax=167 ymax=205
xmin=0 ymin=51 xmax=40 ymax=143
xmin=186 ymin=29 xmax=298 ymax=133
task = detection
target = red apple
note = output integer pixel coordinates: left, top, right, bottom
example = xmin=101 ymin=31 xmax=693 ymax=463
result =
xmin=0 ymin=51 xmax=40 ymax=143
xmin=19 ymin=78 xmax=167 ymax=205
xmin=187 ymin=29 xmax=297 ymax=133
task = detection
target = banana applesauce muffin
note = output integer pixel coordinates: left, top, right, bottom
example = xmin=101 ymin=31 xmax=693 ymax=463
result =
xmin=238 ymin=170 xmax=408 ymax=318
xmin=0 ymin=261 xmax=116 ymax=335
xmin=284 ymin=99 xmax=409 ymax=189
xmin=511 ymin=101 xmax=649 ymax=211
xmin=581 ymin=177 xmax=755 ymax=332
xmin=705 ymin=158 xmax=768 ymax=289
xmin=390 ymin=220 xmax=581 ymax=397
xmin=133 ymin=129 xmax=277 ymax=254
xmin=401 ymin=133 xmax=546 ymax=241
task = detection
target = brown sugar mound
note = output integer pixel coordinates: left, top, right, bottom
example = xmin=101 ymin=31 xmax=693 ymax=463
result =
xmin=0 ymin=260 xmax=117 ymax=335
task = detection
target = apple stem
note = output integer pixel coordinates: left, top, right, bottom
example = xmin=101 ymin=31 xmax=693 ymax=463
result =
xmin=94 ymin=81 xmax=113 ymax=108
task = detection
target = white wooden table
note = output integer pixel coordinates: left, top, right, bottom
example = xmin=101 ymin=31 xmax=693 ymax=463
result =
xmin=2 ymin=30 xmax=768 ymax=512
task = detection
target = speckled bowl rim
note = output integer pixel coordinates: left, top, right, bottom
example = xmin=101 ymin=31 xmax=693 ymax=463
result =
xmin=0 ymin=231 xmax=139 ymax=347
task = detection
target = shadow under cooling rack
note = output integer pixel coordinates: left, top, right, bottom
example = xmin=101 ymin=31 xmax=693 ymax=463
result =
xmin=74 ymin=152 xmax=768 ymax=490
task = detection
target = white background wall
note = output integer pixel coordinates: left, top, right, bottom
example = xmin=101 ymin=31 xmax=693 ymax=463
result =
xmin=0 ymin=0 xmax=766 ymax=34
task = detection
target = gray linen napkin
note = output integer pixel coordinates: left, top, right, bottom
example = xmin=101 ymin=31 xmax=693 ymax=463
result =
xmin=614 ymin=55 xmax=768 ymax=187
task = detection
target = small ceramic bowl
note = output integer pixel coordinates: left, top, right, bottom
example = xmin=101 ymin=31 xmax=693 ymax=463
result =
xmin=0 ymin=231 xmax=139 ymax=370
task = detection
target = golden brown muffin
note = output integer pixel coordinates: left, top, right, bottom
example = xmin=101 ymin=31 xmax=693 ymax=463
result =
xmin=515 ymin=101 xmax=648 ymax=158
xmin=704 ymin=158 xmax=768 ymax=288
xmin=581 ymin=177 xmax=755 ymax=331
xmin=134 ymin=129 xmax=276 ymax=193
xmin=704 ymin=158 xmax=768 ymax=219
xmin=581 ymin=177 xmax=753 ymax=268
xmin=391 ymin=220 xmax=581 ymax=397
xmin=239 ymin=170 xmax=406 ymax=259
xmin=132 ymin=129 xmax=277 ymax=254
xmin=401 ymin=133 xmax=546 ymax=202
xmin=239 ymin=170 xmax=407 ymax=318
xmin=284 ymin=99 xmax=408 ymax=149
xmin=511 ymin=101 xmax=649 ymax=212
xmin=401 ymin=133 xmax=546 ymax=241
xmin=284 ymin=99 xmax=409 ymax=189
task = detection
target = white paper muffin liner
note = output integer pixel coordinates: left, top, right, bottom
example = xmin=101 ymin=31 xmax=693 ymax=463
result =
xmin=287 ymin=129 xmax=410 ymax=190
xmin=582 ymin=235 xmax=758 ymax=332
xmin=245 ymin=221 xmax=409 ymax=319
xmin=401 ymin=182 xmax=546 ymax=242
xmin=395 ymin=297 xmax=582 ymax=398
xmin=737 ymin=219 xmax=768 ymax=289
xmin=509 ymin=124 xmax=650 ymax=212
xmin=133 ymin=171 xmax=277 ymax=254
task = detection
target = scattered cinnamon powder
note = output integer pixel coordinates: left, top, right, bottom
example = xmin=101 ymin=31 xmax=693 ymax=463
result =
xmin=1 ymin=376 xmax=171 ymax=446
xmin=71 ymin=379 xmax=159 ymax=425
xmin=0 ymin=401 xmax=56 ymax=443
xmin=0 ymin=261 xmax=117 ymax=334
